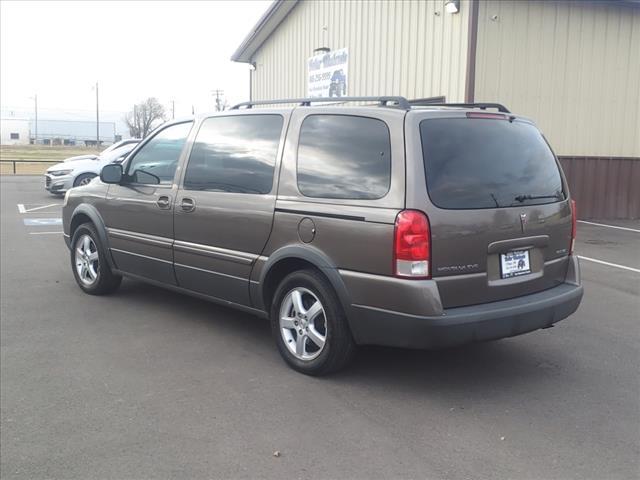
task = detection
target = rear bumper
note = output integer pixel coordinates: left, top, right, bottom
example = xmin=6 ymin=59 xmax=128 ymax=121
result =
xmin=344 ymin=256 xmax=583 ymax=349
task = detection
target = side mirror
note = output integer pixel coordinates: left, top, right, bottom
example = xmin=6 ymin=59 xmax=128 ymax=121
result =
xmin=100 ymin=163 xmax=123 ymax=184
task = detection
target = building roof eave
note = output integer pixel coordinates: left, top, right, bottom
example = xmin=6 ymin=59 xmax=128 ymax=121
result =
xmin=231 ymin=0 xmax=299 ymax=63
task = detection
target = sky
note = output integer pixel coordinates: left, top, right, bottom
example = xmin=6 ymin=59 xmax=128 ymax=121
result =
xmin=0 ymin=0 xmax=271 ymax=132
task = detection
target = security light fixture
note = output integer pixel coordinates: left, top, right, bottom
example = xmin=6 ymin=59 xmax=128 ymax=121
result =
xmin=445 ymin=0 xmax=460 ymax=14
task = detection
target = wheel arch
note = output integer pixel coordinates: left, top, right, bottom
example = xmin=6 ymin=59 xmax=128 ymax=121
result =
xmin=69 ymin=204 xmax=115 ymax=269
xmin=258 ymin=245 xmax=352 ymax=321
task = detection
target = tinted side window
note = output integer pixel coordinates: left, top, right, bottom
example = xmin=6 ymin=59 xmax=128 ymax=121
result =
xmin=126 ymin=122 xmax=192 ymax=185
xmin=184 ymin=115 xmax=283 ymax=194
xmin=297 ymin=115 xmax=391 ymax=199
xmin=420 ymin=118 xmax=565 ymax=209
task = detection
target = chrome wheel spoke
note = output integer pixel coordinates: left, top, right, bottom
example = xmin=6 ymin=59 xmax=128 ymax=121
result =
xmin=88 ymin=251 xmax=99 ymax=262
xmin=280 ymin=316 xmax=297 ymax=330
xmin=295 ymin=333 xmax=307 ymax=356
xmin=291 ymin=290 xmax=306 ymax=315
xmin=307 ymin=325 xmax=325 ymax=348
xmin=87 ymin=265 xmax=98 ymax=280
xmin=306 ymin=301 xmax=322 ymax=322
xmin=83 ymin=235 xmax=91 ymax=252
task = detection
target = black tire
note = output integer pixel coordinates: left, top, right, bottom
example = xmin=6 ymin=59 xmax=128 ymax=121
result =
xmin=270 ymin=269 xmax=356 ymax=375
xmin=73 ymin=173 xmax=97 ymax=187
xmin=70 ymin=222 xmax=122 ymax=295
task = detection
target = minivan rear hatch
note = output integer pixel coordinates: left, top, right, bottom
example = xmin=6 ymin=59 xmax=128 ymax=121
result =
xmin=415 ymin=112 xmax=573 ymax=309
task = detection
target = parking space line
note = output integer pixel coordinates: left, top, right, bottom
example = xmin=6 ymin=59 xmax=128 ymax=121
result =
xmin=17 ymin=203 xmax=62 ymax=214
xmin=578 ymin=220 xmax=640 ymax=233
xmin=29 ymin=231 xmax=63 ymax=235
xmin=578 ymin=255 xmax=640 ymax=274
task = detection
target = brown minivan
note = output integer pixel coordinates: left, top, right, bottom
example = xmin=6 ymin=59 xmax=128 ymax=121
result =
xmin=62 ymin=97 xmax=583 ymax=375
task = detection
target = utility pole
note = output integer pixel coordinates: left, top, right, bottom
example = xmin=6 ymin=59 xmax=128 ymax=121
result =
xmin=172 ymin=100 xmax=175 ymax=119
xmin=211 ymin=89 xmax=224 ymax=111
xmin=95 ymin=81 xmax=100 ymax=147
xmin=34 ymin=94 xmax=38 ymax=144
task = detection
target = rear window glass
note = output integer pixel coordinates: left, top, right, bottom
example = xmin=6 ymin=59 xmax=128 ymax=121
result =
xmin=297 ymin=115 xmax=391 ymax=199
xmin=420 ymin=118 xmax=565 ymax=209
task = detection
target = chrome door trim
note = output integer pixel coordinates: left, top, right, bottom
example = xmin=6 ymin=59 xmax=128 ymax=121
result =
xmin=107 ymin=228 xmax=173 ymax=249
xmin=110 ymin=248 xmax=173 ymax=264
xmin=173 ymin=240 xmax=257 ymax=265
xmin=174 ymin=262 xmax=246 ymax=282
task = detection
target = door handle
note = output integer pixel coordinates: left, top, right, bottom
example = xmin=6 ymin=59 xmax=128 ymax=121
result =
xmin=180 ymin=197 xmax=196 ymax=212
xmin=156 ymin=195 xmax=171 ymax=209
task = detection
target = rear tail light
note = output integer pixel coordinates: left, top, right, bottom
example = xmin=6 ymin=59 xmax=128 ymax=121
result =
xmin=570 ymin=199 xmax=577 ymax=254
xmin=394 ymin=210 xmax=431 ymax=279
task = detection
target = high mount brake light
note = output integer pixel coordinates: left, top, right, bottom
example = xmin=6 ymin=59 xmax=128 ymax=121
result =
xmin=466 ymin=112 xmax=508 ymax=120
xmin=394 ymin=210 xmax=431 ymax=279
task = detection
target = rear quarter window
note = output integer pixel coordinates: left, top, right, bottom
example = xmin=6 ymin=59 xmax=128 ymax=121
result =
xmin=297 ymin=114 xmax=391 ymax=200
xmin=420 ymin=118 xmax=565 ymax=209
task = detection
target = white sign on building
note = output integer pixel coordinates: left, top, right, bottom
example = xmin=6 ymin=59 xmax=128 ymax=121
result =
xmin=307 ymin=48 xmax=348 ymax=98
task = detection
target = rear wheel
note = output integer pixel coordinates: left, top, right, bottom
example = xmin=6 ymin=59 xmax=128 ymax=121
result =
xmin=271 ymin=269 xmax=356 ymax=375
xmin=74 ymin=173 xmax=97 ymax=187
xmin=70 ymin=223 xmax=121 ymax=295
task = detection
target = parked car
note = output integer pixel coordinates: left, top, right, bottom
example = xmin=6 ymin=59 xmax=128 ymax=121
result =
xmin=62 ymin=97 xmax=583 ymax=375
xmin=61 ymin=139 xmax=141 ymax=164
xmin=45 ymin=140 xmax=139 ymax=194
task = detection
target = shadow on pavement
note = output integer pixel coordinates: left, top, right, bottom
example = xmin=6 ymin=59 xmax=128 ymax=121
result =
xmin=115 ymin=278 xmax=567 ymax=394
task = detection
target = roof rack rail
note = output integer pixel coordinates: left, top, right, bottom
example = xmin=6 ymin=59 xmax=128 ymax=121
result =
xmin=407 ymin=96 xmax=447 ymax=106
xmin=414 ymin=102 xmax=511 ymax=113
xmin=230 ymin=96 xmax=411 ymax=110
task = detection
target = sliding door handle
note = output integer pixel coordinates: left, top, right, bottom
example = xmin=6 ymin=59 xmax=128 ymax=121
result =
xmin=156 ymin=195 xmax=171 ymax=209
xmin=180 ymin=197 xmax=196 ymax=212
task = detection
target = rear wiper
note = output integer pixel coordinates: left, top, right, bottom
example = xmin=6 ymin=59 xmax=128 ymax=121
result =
xmin=514 ymin=193 xmax=562 ymax=203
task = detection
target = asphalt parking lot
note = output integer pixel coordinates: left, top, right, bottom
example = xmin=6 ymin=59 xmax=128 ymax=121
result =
xmin=1 ymin=175 xmax=639 ymax=480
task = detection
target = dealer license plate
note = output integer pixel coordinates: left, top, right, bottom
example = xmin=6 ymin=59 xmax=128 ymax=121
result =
xmin=500 ymin=250 xmax=531 ymax=279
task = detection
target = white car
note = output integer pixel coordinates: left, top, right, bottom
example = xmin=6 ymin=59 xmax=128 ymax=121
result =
xmin=45 ymin=140 xmax=139 ymax=194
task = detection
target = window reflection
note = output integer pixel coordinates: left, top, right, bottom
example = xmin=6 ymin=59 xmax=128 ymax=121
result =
xmin=126 ymin=122 xmax=192 ymax=184
xmin=297 ymin=115 xmax=392 ymax=200
xmin=184 ymin=115 xmax=283 ymax=194
xmin=420 ymin=119 xmax=564 ymax=209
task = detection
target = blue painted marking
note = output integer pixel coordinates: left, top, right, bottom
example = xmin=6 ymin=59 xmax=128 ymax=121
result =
xmin=23 ymin=218 xmax=62 ymax=226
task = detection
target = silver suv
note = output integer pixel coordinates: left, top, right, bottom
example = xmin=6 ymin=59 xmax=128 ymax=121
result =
xmin=62 ymin=97 xmax=583 ymax=375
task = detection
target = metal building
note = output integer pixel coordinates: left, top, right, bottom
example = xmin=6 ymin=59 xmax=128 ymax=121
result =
xmin=0 ymin=118 xmax=30 ymax=145
xmin=232 ymin=0 xmax=640 ymax=219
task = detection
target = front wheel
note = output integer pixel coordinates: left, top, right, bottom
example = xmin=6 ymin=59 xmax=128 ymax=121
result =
xmin=270 ymin=269 xmax=356 ymax=375
xmin=70 ymin=223 xmax=122 ymax=295
xmin=73 ymin=173 xmax=97 ymax=187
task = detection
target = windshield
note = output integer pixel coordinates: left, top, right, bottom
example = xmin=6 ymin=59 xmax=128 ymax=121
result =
xmin=420 ymin=118 xmax=565 ymax=209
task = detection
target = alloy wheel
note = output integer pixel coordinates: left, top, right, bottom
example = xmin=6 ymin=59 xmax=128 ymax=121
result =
xmin=279 ymin=287 xmax=327 ymax=360
xmin=75 ymin=234 xmax=99 ymax=286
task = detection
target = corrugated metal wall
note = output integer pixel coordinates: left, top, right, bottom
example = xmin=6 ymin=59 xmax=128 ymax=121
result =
xmin=251 ymin=0 xmax=470 ymax=102
xmin=559 ymin=156 xmax=640 ymax=219
xmin=474 ymin=0 xmax=640 ymax=158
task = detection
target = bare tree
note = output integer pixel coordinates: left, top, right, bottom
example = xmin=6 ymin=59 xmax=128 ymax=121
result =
xmin=125 ymin=98 xmax=166 ymax=138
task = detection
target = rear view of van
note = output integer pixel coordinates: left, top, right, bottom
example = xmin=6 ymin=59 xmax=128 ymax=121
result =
xmin=382 ymin=106 xmax=584 ymax=349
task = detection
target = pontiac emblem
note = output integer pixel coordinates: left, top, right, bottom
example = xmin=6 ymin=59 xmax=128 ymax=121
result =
xmin=520 ymin=213 xmax=528 ymax=233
